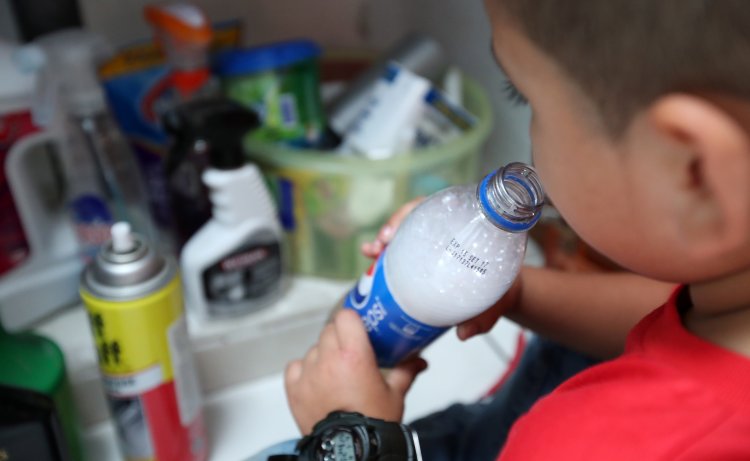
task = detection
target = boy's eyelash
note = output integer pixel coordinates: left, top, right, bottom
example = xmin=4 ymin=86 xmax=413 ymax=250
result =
xmin=503 ymin=80 xmax=529 ymax=107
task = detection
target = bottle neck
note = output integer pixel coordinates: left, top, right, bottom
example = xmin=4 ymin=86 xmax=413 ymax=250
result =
xmin=477 ymin=162 xmax=544 ymax=232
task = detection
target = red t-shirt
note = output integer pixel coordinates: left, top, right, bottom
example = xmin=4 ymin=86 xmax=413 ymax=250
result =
xmin=498 ymin=287 xmax=750 ymax=460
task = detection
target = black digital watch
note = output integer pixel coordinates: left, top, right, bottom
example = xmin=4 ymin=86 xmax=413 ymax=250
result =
xmin=270 ymin=411 xmax=422 ymax=461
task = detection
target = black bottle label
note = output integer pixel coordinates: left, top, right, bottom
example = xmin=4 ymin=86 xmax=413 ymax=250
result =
xmin=202 ymin=236 xmax=282 ymax=316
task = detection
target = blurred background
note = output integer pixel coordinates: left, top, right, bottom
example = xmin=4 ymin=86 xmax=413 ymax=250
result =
xmin=0 ymin=1 xmax=574 ymax=460
xmin=0 ymin=0 xmax=532 ymax=174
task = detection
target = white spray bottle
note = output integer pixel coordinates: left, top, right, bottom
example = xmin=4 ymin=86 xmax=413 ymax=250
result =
xmin=17 ymin=29 xmax=158 ymax=259
xmin=179 ymin=98 xmax=286 ymax=320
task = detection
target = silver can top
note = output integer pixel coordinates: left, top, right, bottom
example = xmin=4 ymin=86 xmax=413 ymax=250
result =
xmin=81 ymin=222 xmax=176 ymax=301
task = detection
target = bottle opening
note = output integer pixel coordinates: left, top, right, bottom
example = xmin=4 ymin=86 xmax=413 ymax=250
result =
xmin=478 ymin=162 xmax=545 ymax=232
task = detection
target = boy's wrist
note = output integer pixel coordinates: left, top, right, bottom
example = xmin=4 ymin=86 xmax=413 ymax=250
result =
xmin=296 ymin=411 xmax=422 ymax=461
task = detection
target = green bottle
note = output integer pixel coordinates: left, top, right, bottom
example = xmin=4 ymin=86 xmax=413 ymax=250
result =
xmin=0 ymin=322 xmax=84 ymax=461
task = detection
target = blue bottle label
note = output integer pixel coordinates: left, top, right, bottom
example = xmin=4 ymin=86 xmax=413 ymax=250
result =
xmin=343 ymin=251 xmax=447 ymax=368
xmin=70 ymin=194 xmax=114 ymax=254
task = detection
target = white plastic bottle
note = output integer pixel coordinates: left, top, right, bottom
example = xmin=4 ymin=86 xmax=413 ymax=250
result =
xmin=341 ymin=162 xmax=544 ymax=367
xmin=17 ymin=29 xmax=158 ymax=259
xmin=180 ymin=99 xmax=285 ymax=320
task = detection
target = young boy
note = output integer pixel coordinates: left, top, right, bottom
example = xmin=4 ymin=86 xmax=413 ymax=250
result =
xmin=284 ymin=0 xmax=750 ymax=459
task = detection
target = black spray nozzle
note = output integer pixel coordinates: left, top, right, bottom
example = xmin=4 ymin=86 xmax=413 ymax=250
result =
xmin=163 ymin=98 xmax=261 ymax=170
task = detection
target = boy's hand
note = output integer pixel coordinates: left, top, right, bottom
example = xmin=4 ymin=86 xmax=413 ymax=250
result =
xmin=361 ymin=196 xmax=522 ymax=342
xmin=361 ymin=197 xmax=424 ymax=259
xmin=456 ymin=275 xmax=523 ymax=340
xmin=284 ymin=309 xmax=428 ymax=435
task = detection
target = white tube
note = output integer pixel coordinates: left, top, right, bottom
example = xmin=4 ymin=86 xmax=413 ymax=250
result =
xmin=342 ymin=63 xmax=430 ymax=160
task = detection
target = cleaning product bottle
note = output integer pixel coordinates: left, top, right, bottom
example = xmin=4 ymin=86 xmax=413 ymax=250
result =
xmin=144 ymin=2 xmax=219 ymax=102
xmin=0 ymin=39 xmax=35 ymax=278
xmin=161 ymin=103 xmax=213 ymax=250
xmin=0 ymin=321 xmax=84 ymax=461
xmin=0 ymin=38 xmax=85 ymax=331
xmin=180 ymin=99 xmax=286 ymax=319
xmin=18 ymin=29 xmax=159 ymax=259
xmin=80 ymin=222 xmax=207 ymax=461
xmin=146 ymin=3 xmax=226 ymax=250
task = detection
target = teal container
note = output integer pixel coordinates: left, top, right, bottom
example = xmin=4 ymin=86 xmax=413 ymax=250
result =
xmin=215 ymin=40 xmax=325 ymax=148
xmin=245 ymin=75 xmax=493 ymax=279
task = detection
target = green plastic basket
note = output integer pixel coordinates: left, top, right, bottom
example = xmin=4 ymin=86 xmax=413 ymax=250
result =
xmin=245 ymin=75 xmax=493 ymax=279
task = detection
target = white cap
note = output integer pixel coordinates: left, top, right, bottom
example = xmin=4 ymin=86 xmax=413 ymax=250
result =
xmin=111 ymin=222 xmax=136 ymax=253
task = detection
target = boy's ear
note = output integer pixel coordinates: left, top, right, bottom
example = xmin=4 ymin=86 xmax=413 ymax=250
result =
xmin=649 ymin=94 xmax=750 ymax=258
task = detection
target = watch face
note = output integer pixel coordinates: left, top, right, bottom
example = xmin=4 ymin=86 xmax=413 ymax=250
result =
xmin=318 ymin=428 xmax=363 ymax=461
xmin=332 ymin=431 xmax=357 ymax=461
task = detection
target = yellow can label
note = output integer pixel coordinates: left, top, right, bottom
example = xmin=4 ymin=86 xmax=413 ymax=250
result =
xmin=80 ymin=276 xmax=184 ymax=381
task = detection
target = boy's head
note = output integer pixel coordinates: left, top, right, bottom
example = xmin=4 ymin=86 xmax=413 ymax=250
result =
xmin=496 ymin=1 xmax=750 ymax=136
xmin=485 ymin=0 xmax=750 ymax=284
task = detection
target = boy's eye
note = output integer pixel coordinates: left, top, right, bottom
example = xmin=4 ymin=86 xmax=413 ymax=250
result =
xmin=503 ymin=80 xmax=529 ymax=107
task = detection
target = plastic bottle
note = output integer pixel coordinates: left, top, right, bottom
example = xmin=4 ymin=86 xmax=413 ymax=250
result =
xmin=144 ymin=3 xmax=219 ymax=101
xmin=0 ymin=38 xmax=85 ymax=331
xmin=17 ymin=29 xmax=158 ymax=259
xmin=0 ymin=39 xmax=37 ymax=277
xmin=147 ymin=3 xmax=224 ymax=250
xmin=161 ymin=104 xmax=214 ymax=250
xmin=162 ymin=93 xmax=266 ymax=250
xmin=180 ymin=99 xmax=286 ymax=320
xmin=341 ymin=162 xmax=544 ymax=368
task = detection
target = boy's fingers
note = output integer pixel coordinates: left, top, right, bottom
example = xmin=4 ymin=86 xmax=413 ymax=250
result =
xmin=456 ymin=305 xmax=507 ymax=340
xmin=361 ymin=198 xmax=425 ymax=258
xmin=456 ymin=323 xmax=479 ymax=341
xmin=333 ymin=309 xmax=371 ymax=354
xmin=457 ymin=319 xmax=493 ymax=340
xmin=385 ymin=357 xmax=428 ymax=396
xmin=380 ymin=198 xmax=424 ymax=243
xmin=285 ymin=359 xmax=302 ymax=384
xmin=376 ymin=224 xmax=394 ymax=244
xmin=318 ymin=322 xmax=340 ymax=354
xmin=361 ymin=242 xmax=376 ymax=257
xmin=303 ymin=345 xmax=319 ymax=365
xmin=361 ymin=240 xmax=385 ymax=259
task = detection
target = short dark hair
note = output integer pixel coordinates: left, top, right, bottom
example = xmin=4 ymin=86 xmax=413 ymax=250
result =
xmin=498 ymin=0 xmax=750 ymax=135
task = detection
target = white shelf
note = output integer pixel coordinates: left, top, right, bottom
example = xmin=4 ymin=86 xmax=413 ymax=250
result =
xmin=34 ymin=276 xmax=351 ymax=426
xmin=81 ymin=319 xmax=519 ymax=461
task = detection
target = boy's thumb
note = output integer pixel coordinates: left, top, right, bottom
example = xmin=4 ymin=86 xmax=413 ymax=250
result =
xmin=385 ymin=357 xmax=428 ymax=396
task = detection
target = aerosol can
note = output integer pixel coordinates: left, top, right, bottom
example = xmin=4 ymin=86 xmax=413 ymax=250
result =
xmin=80 ymin=222 xmax=207 ymax=461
